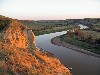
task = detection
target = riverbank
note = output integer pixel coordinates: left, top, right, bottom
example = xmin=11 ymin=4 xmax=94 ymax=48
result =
xmin=51 ymin=36 xmax=100 ymax=58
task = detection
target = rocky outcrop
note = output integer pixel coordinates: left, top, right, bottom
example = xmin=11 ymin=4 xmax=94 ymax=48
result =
xmin=2 ymin=20 xmax=36 ymax=49
xmin=0 ymin=16 xmax=71 ymax=75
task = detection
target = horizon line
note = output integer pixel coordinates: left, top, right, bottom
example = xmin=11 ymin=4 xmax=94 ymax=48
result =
xmin=1 ymin=15 xmax=100 ymax=20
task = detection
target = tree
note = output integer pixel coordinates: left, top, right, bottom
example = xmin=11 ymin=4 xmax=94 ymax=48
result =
xmin=95 ymin=38 xmax=100 ymax=44
xmin=87 ymin=34 xmax=92 ymax=43
xmin=0 ymin=20 xmax=5 ymax=31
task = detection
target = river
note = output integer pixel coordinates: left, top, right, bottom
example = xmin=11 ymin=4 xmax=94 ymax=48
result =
xmin=36 ymin=25 xmax=100 ymax=75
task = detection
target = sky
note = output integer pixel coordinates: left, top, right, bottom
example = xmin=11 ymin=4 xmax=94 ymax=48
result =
xmin=0 ymin=0 xmax=100 ymax=20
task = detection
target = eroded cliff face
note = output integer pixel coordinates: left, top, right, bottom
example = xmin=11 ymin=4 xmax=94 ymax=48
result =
xmin=2 ymin=20 xmax=36 ymax=49
xmin=0 ymin=17 xmax=71 ymax=75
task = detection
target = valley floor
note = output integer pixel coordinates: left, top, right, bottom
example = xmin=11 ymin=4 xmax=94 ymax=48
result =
xmin=51 ymin=36 xmax=100 ymax=58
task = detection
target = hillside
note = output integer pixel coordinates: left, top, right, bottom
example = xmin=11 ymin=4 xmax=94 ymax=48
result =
xmin=20 ymin=20 xmax=79 ymax=36
xmin=20 ymin=18 xmax=100 ymax=36
xmin=0 ymin=16 xmax=71 ymax=75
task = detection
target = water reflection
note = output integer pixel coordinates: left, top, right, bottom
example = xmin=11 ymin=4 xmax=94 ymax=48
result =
xmin=78 ymin=24 xmax=89 ymax=29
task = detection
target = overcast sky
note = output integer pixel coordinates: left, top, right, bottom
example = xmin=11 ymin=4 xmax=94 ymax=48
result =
xmin=0 ymin=0 xmax=100 ymax=20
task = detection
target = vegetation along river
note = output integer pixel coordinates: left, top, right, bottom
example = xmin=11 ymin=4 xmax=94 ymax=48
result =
xmin=36 ymin=25 xmax=100 ymax=75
